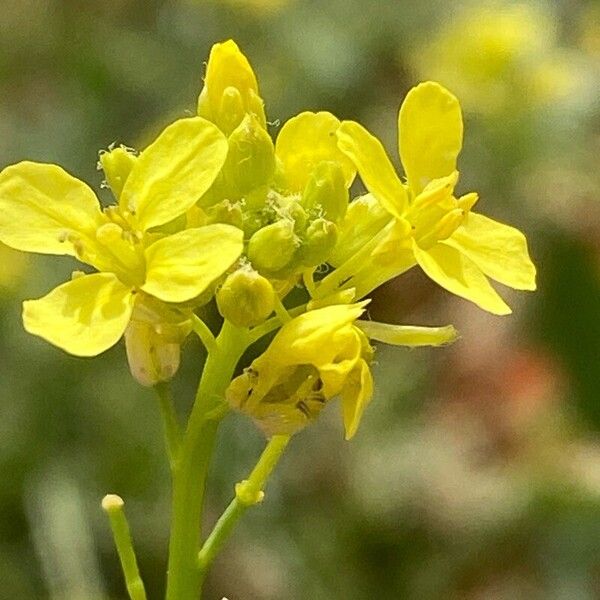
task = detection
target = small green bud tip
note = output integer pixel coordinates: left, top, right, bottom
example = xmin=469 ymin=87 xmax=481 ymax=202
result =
xmin=235 ymin=480 xmax=264 ymax=506
xmin=217 ymin=267 xmax=275 ymax=327
xmin=299 ymin=218 xmax=338 ymax=266
xmin=206 ymin=200 xmax=244 ymax=229
xmin=99 ymin=146 xmax=137 ymax=200
xmin=247 ymin=219 xmax=297 ymax=274
xmin=224 ymin=114 xmax=275 ymax=195
xmin=101 ymin=494 xmax=124 ymax=513
xmin=301 ymin=160 xmax=349 ymax=222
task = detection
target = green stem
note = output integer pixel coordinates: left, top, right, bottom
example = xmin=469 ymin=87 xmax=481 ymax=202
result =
xmin=154 ymin=382 xmax=182 ymax=468
xmin=249 ymin=304 xmax=307 ymax=344
xmin=102 ymin=494 xmax=147 ymax=600
xmin=165 ymin=321 xmax=250 ymax=600
xmin=197 ymin=435 xmax=291 ymax=573
xmin=273 ymin=294 xmax=292 ymax=323
xmin=191 ymin=314 xmax=218 ymax=354
xmin=302 ymin=268 xmax=317 ymax=298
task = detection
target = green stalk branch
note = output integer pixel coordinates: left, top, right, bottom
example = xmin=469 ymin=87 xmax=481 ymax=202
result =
xmin=249 ymin=304 xmax=307 ymax=343
xmin=191 ymin=314 xmax=218 ymax=354
xmin=102 ymin=494 xmax=147 ymax=600
xmin=197 ymin=434 xmax=291 ymax=573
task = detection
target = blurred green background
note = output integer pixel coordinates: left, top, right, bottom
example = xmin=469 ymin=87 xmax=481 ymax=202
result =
xmin=1 ymin=0 xmax=599 ymax=598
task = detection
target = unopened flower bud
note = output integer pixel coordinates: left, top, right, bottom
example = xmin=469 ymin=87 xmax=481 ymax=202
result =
xmin=286 ymin=201 xmax=308 ymax=233
xmin=299 ymin=218 xmax=338 ymax=267
xmin=301 ymin=161 xmax=349 ymax=222
xmin=197 ymin=40 xmax=266 ymax=134
xmin=223 ymin=114 xmax=275 ymax=196
xmin=125 ymin=320 xmax=180 ymax=387
xmin=99 ymin=146 xmax=137 ymax=200
xmin=206 ymin=199 xmax=244 ymax=229
xmin=221 ymin=87 xmax=248 ymax=133
xmin=247 ymin=220 xmax=297 ymax=274
xmin=198 ymin=85 xmax=246 ymax=136
xmin=217 ymin=267 xmax=275 ymax=327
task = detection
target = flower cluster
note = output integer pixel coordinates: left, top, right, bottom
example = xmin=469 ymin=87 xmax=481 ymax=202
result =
xmin=0 ymin=40 xmax=536 ymax=439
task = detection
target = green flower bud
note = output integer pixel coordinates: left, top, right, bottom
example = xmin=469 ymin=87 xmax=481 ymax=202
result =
xmin=301 ymin=160 xmax=349 ymax=222
xmin=247 ymin=219 xmax=298 ymax=274
xmin=299 ymin=218 xmax=338 ymax=267
xmin=244 ymin=185 xmax=271 ymax=211
xmin=217 ymin=267 xmax=275 ymax=327
xmin=223 ymin=114 xmax=275 ymax=196
xmin=99 ymin=146 xmax=137 ymax=200
xmin=286 ymin=201 xmax=309 ymax=233
xmin=206 ymin=199 xmax=244 ymax=229
xmin=242 ymin=210 xmax=267 ymax=238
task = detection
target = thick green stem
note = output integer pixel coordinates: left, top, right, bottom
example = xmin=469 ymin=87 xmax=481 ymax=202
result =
xmin=165 ymin=321 xmax=250 ymax=600
xmin=197 ymin=435 xmax=291 ymax=574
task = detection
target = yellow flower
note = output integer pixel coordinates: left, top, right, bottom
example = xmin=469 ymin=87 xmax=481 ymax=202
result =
xmin=0 ymin=117 xmax=244 ymax=357
xmin=333 ymin=81 xmax=536 ymax=315
xmin=227 ymin=303 xmax=457 ymax=439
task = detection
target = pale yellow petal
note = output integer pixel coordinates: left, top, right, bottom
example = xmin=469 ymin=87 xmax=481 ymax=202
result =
xmin=413 ymin=240 xmax=511 ymax=315
xmin=445 ymin=211 xmax=536 ymax=290
xmin=342 ymin=360 xmax=373 ymax=440
xmin=142 ymin=225 xmax=244 ymax=303
xmin=275 ymin=111 xmax=356 ymax=191
xmin=357 ymin=321 xmax=458 ymax=346
xmin=336 ymin=120 xmax=407 ymax=218
xmin=0 ymin=161 xmax=105 ymax=256
xmin=120 ymin=118 xmax=228 ymax=231
xmin=22 ymin=273 xmax=134 ymax=356
xmin=399 ymin=82 xmax=463 ymax=195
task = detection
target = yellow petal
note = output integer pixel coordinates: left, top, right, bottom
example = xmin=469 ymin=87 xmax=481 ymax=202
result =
xmin=336 ymin=120 xmax=407 ymax=219
xmin=445 ymin=212 xmax=536 ymax=290
xmin=198 ymin=39 xmax=266 ymax=134
xmin=269 ymin=302 xmax=368 ymax=365
xmin=142 ymin=225 xmax=244 ymax=303
xmin=357 ymin=321 xmax=458 ymax=346
xmin=275 ymin=111 xmax=356 ymax=192
xmin=22 ymin=273 xmax=134 ymax=356
xmin=342 ymin=360 xmax=373 ymax=440
xmin=0 ymin=161 xmax=106 ymax=256
xmin=120 ymin=117 xmax=228 ymax=231
xmin=399 ymin=82 xmax=463 ymax=195
xmin=412 ymin=240 xmax=511 ymax=315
